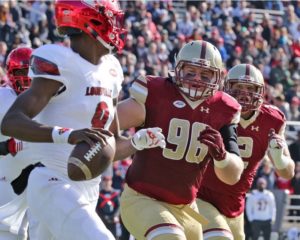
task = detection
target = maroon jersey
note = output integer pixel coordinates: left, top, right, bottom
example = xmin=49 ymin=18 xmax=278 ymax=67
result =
xmin=126 ymin=76 xmax=240 ymax=204
xmin=197 ymin=104 xmax=285 ymax=217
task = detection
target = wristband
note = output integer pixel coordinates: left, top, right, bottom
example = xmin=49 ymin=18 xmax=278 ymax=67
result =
xmin=213 ymin=152 xmax=230 ymax=169
xmin=51 ymin=126 xmax=73 ymax=144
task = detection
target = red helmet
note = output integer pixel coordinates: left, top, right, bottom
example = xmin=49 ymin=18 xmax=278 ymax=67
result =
xmin=6 ymin=47 xmax=33 ymax=94
xmin=55 ymin=0 xmax=127 ymax=52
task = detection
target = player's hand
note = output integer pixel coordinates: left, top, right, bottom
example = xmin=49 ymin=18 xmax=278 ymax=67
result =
xmin=7 ymin=138 xmax=23 ymax=156
xmin=68 ymin=128 xmax=113 ymax=147
xmin=131 ymin=127 xmax=166 ymax=150
xmin=268 ymin=128 xmax=285 ymax=159
xmin=268 ymin=128 xmax=285 ymax=149
xmin=199 ymin=126 xmax=226 ymax=161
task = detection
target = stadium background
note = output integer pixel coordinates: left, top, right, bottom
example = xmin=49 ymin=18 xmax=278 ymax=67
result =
xmin=0 ymin=0 xmax=300 ymax=239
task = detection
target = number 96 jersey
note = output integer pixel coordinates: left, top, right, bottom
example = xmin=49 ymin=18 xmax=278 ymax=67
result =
xmin=126 ymin=76 xmax=241 ymax=205
xmin=28 ymin=44 xmax=123 ymax=177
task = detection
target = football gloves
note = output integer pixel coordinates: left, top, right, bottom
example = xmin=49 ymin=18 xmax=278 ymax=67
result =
xmin=199 ymin=126 xmax=226 ymax=161
xmin=268 ymin=128 xmax=289 ymax=169
xmin=7 ymin=138 xmax=24 ymax=156
xmin=0 ymin=138 xmax=24 ymax=156
xmin=131 ymin=127 xmax=166 ymax=151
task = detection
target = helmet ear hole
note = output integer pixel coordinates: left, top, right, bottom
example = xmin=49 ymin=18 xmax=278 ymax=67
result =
xmin=90 ymin=19 xmax=102 ymax=26
xmin=58 ymin=26 xmax=82 ymax=36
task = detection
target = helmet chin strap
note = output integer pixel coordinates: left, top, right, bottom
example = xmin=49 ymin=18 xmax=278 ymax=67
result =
xmin=95 ymin=35 xmax=115 ymax=54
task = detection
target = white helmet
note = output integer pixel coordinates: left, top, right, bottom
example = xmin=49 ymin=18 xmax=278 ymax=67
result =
xmin=175 ymin=40 xmax=223 ymax=100
xmin=224 ymin=64 xmax=264 ymax=111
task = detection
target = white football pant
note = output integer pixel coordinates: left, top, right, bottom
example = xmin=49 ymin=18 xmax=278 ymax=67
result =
xmin=0 ymin=180 xmax=28 ymax=240
xmin=27 ymin=167 xmax=115 ymax=240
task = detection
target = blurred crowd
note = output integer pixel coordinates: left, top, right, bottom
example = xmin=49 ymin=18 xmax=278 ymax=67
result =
xmin=1 ymin=0 xmax=300 ymax=238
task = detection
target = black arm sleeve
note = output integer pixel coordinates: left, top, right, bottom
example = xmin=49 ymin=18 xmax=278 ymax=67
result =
xmin=220 ymin=124 xmax=240 ymax=156
xmin=0 ymin=141 xmax=9 ymax=156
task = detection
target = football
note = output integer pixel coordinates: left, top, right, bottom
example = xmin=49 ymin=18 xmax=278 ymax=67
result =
xmin=68 ymin=135 xmax=116 ymax=181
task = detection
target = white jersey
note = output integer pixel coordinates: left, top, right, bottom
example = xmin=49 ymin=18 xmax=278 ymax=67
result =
xmin=28 ymin=44 xmax=123 ymax=190
xmin=245 ymin=189 xmax=276 ymax=222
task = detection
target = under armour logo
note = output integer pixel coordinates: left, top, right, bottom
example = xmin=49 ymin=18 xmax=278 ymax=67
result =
xmin=200 ymin=106 xmax=209 ymax=113
xmin=49 ymin=177 xmax=58 ymax=182
xmin=251 ymin=126 xmax=259 ymax=132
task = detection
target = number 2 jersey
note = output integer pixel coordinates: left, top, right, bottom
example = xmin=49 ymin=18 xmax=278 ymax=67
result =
xmin=126 ymin=76 xmax=241 ymax=205
xmin=28 ymin=44 xmax=123 ymax=183
xmin=197 ymin=104 xmax=285 ymax=217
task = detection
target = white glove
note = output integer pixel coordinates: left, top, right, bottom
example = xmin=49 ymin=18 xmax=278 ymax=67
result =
xmin=268 ymin=128 xmax=289 ymax=169
xmin=131 ymin=127 xmax=166 ymax=150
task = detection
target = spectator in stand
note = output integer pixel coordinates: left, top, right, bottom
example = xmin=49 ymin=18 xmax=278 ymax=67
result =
xmin=145 ymin=42 xmax=160 ymax=75
xmin=177 ymin=12 xmax=194 ymax=38
xmin=291 ymin=162 xmax=300 ymax=222
xmin=286 ymin=82 xmax=300 ymax=103
xmin=216 ymin=37 xmax=229 ymax=62
xmin=289 ymin=97 xmax=300 ymax=122
xmin=273 ymin=94 xmax=291 ymax=120
xmin=246 ymin=177 xmax=276 ymax=240
xmin=261 ymin=13 xmax=273 ymax=43
xmin=0 ymin=41 xmax=8 ymax=67
xmin=291 ymin=38 xmax=300 ymax=57
xmin=255 ymin=158 xmax=277 ymax=190
xmin=96 ymin=176 xmax=120 ymax=238
xmin=226 ymin=45 xmax=243 ymax=68
xmin=285 ymin=4 xmax=300 ymax=37
xmin=134 ymin=36 xmax=147 ymax=62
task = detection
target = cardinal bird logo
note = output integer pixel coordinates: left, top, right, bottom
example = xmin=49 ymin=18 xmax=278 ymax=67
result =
xmin=58 ymin=128 xmax=71 ymax=135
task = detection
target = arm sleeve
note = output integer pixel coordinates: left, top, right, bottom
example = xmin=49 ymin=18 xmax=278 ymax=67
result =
xmin=220 ymin=124 xmax=240 ymax=156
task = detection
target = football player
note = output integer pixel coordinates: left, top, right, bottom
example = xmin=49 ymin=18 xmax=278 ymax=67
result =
xmin=196 ymin=64 xmax=295 ymax=240
xmin=0 ymin=47 xmax=34 ymax=240
xmin=116 ymin=40 xmax=244 ymax=240
xmin=0 ymin=1 xmax=158 ymax=239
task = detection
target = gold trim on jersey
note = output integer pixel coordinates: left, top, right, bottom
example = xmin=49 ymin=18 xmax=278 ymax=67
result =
xmin=180 ymin=92 xmax=205 ymax=110
xmin=239 ymin=110 xmax=260 ymax=129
